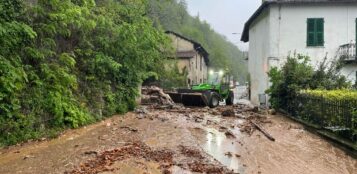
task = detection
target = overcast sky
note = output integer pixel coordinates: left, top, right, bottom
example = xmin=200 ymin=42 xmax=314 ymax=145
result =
xmin=186 ymin=0 xmax=262 ymax=51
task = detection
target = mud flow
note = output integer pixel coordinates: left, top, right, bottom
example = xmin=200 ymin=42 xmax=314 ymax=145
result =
xmin=0 ymin=102 xmax=356 ymax=174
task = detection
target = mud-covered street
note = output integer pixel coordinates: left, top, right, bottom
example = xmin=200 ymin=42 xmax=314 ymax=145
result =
xmin=0 ymin=103 xmax=356 ymax=174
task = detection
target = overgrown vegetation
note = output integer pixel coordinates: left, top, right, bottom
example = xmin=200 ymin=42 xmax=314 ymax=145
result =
xmin=147 ymin=0 xmax=248 ymax=83
xmin=0 ymin=0 xmax=171 ymax=146
xmin=267 ymin=54 xmax=356 ymax=142
xmin=159 ymin=60 xmax=188 ymax=89
xmin=266 ymin=54 xmax=351 ymax=109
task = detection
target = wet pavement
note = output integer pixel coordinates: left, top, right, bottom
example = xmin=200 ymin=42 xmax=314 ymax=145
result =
xmin=0 ymin=104 xmax=356 ymax=174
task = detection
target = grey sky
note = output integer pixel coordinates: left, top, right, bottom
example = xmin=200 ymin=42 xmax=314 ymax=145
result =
xmin=186 ymin=0 xmax=261 ymax=51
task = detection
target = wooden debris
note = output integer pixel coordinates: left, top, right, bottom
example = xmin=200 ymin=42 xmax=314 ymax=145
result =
xmin=84 ymin=151 xmax=98 ymax=156
xmin=225 ymin=130 xmax=236 ymax=138
xmin=224 ymin=152 xmax=233 ymax=157
xmin=251 ymin=121 xmax=275 ymax=141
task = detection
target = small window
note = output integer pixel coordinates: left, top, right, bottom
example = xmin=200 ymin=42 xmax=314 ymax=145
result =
xmin=200 ymin=57 xmax=203 ymax=71
xmin=307 ymin=18 xmax=324 ymax=46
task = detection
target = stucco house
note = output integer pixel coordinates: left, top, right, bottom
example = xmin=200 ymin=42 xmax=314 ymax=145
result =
xmin=166 ymin=31 xmax=209 ymax=85
xmin=241 ymin=0 xmax=357 ymax=105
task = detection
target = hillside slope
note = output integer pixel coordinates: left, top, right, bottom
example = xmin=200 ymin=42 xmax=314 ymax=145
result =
xmin=148 ymin=0 xmax=248 ymax=82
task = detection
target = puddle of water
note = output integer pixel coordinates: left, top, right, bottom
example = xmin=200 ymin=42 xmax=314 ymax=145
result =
xmin=190 ymin=127 xmax=245 ymax=173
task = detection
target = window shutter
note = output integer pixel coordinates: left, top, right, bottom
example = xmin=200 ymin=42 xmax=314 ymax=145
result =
xmin=316 ymin=18 xmax=324 ymax=46
xmin=307 ymin=18 xmax=324 ymax=46
xmin=307 ymin=19 xmax=315 ymax=46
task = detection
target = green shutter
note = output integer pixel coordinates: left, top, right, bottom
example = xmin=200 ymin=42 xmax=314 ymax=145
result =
xmin=307 ymin=18 xmax=324 ymax=46
xmin=307 ymin=19 xmax=315 ymax=46
xmin=316 ymin=19 xmax=324 ymax=46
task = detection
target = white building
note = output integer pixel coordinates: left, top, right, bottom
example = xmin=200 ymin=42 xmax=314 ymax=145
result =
xmin=241 ymin=0 xmax=357 ymax=105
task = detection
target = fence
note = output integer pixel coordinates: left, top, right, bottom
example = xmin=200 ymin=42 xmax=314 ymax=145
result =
xmin=338 ymin=43 xmax=356 ymax=62
xmin=283 ymin=94 xmax=357 ymax=142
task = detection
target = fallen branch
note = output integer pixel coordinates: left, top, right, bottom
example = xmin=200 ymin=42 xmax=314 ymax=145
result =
xmin=251 ymin=121 xmax=275 ymax=141
xmin=225 ymin=130 xmax=236 ymax=138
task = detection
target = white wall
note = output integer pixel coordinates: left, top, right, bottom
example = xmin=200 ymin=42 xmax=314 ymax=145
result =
xmin=272 ymin=3 xmax=357 ymax=80
xmin=248 ymin=3 xmax=357 ymax=105
xmin=248 ymin=10 xmax=271 ymax=105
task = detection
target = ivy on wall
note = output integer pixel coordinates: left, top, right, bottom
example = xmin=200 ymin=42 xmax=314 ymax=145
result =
xmin=0 ymin=0 xmax=171 ymax=146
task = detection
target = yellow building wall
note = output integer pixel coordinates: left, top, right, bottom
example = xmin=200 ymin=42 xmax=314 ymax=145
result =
xmin=167 ymin=33 xmax=208 ymax=86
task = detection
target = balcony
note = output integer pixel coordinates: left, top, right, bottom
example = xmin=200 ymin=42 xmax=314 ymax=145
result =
xmin=338 ymin=43 xmax=356 ymax=64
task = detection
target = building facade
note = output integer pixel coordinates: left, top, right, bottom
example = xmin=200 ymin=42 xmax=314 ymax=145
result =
xmin=166 ymin=31 xmax=209 ymax=85
xmin=241 ymin=0 xmax=357 ymax=105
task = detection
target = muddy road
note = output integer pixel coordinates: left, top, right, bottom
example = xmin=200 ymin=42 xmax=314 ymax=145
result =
xmin=0 ymin=104 xmax=356 ymax=174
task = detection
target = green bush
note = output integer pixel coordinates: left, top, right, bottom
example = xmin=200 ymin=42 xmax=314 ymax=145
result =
xmin=266 ymin=53 xmax=355 ymax=141
xmin=267 ymin=54 xmax=351 ymax=109
xmin=266 ymin=54 xmax=314 ymax=109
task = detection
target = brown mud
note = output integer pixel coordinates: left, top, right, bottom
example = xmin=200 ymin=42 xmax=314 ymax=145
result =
xmin=0 ymin=104 xmax=356 ymax=174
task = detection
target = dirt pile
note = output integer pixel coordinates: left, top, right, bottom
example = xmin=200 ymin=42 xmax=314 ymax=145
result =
xmin=66 ymin=142 xmax=173 ymax=174
xmin=141 ymin=86 xmax=174 ymax=106
xmin=188 ymin=161 xmax=225 ymax=174
xmin=221 ymin=108 xmax=235 ymax=117
xmin=239 ymin=113 xmax=268 ymax=135
xmin=178 ymin=145 xmax=204 ymax=159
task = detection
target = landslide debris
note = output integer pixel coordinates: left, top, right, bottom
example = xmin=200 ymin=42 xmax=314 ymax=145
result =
xmin=141 ymin=86 xmax=174 ymax=106
xmin=178 ymin=145 xmax=204 ymax=159
xmin=187 ymin=161 xmax=237 ymax=174
xmin=66 ymin=142 xmax=173 ymax=174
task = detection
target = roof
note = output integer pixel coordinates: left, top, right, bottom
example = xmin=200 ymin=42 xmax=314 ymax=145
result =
xmin=166 ymin=31 xmax=209 ymax=65
xmin=241 ymin=0 xmax=357 ymax=42
xmin=176 ymin=50 xmax=196 ymax=58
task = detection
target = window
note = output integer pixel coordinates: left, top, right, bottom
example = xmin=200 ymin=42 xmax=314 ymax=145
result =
xmin=307 ymin=18 xmax=324 ymax=46
xmin=200 ymin=57 xmax=202 ymax=71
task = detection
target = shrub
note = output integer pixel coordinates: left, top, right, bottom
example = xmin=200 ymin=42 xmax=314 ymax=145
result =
xmin=298 ymin=90 xmax=357 ymax=141
xmin=267 ymin=54 xmax=351 ymax=109
xmin=266 ymin=54 xmax=314 ymax=109
xmin=304 ymin=89 xmax=357 ymax=100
